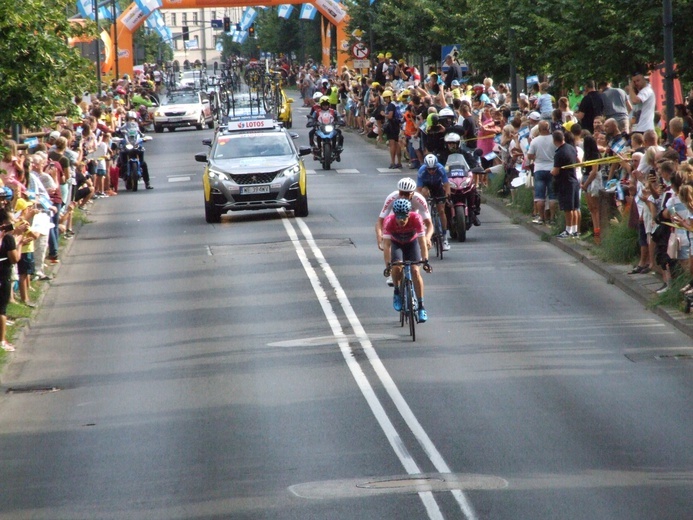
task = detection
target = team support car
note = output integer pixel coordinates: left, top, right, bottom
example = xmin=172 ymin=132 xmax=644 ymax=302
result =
xmin=153 ymin=89 xmax=214 ymax=132
xmin=196 ymin=117 xmax=311 ymax=223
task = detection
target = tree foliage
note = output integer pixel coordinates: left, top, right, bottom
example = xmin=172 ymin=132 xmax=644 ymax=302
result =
xmin=0 ymin=0 xmax=98 ymax=130
xmin=220 ymin=9 xmax=322 ymax=63
xmin=343 ymin=0 xmax=693 ymax=89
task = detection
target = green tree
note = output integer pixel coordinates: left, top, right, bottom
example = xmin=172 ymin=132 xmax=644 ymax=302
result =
xmin=0 ymin=0 xmax=97 ymax=131
xmin=134 ymin=28 xmax=174 ymax=65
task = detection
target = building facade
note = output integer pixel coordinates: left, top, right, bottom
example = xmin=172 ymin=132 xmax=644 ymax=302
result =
xmin=161 ymin=7 xmax=242 ymax=68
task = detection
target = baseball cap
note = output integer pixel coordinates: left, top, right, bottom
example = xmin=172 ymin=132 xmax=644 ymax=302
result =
xmin=371 ymin=81 xmax=380 ymax=88
xmin=563 ymin=120 xmax=575 ymax=131
xmin=49 ymin=131 xmax=60 ymax=140
xmin=528 ymin=111 xmax=541 ymax=121
xmin=451 ymin=80 xmax=460 ymax=87
xmin=377 ymin=53 xmax=384 ymax=59
xmin=14 ymin=198 xmax=34 ymax=212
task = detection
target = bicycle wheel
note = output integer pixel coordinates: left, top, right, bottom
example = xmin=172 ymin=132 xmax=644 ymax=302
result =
xmin=406 ymin=279 xmax=416 ymax=341
xmin=399 ymin=278 xmax=405 ymax=327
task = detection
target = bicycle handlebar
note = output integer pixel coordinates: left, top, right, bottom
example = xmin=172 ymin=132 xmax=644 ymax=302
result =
xmin=384 ymin=260 xmax=431 ymax=276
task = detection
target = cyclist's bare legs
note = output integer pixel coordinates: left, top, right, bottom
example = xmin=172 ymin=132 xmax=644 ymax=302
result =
xmin=412 ymin=265 xmax=424 ymax=300
xmin=391 ymin=265 xmax=403 ymax=288
xmin=436 ymin=202 xmax=447 ymax=231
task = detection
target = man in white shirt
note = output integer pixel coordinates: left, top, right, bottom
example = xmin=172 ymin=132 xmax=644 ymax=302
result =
xmin=629 ymin=72 xmax=655 ymax=133
xmin=527 ymin=121 xmax=557 ymax=224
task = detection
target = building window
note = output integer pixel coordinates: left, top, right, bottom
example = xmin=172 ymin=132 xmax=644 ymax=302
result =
xmin=182 ymin=13 xmax=187 ymax=25
xmin=192 ymin=12 xmax=198 ymax=25
xmin=211 ymin=10 xmax=216 ymax=21
xmin=171 ymin=13 xmax=176 ymax=26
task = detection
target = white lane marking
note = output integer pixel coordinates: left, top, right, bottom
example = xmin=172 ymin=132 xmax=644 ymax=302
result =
xmin=295 ymin=218 xmax=477 ymax=520
xmin=168 ymin=175 xmax=191 ymax=182
xmin=280 ymin=217 xmax=445 ymax=520
xmin=376 ymin=168 xmax=405 ymax=173
xmin=335 ymin=169 xmax=360 ymax=174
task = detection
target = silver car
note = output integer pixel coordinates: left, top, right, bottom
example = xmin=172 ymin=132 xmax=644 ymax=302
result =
xmin=196 ymin=117 xmax=311 ymax=223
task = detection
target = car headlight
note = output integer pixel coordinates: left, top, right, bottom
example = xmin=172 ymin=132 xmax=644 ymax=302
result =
xmin=154 ymin=110 xmax=163 ymax=117
xmin=207 ymin=167 xmax=228 ymax=181
xmin=278 ymin=164 xmax=300 ymax=178
xmin=323 ymin=124 xmax=334 ymax=133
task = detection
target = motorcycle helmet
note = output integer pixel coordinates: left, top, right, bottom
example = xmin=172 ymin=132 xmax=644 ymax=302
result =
xmin=424 ymin=154 xmax=437 ymax=169
xmin=127 ymin=111 xmax=138 ymax=120
xmin=313 ymin=92 xmax=323 ymax=101
xmin=397 ymin=177 xmax=417 ymax=193
xmin=138 ymin=105 xmax=147 ymax=112
xmin=319 ymin=96 xmax=330 ymax=107
xmin=392 ymin=198 xmax=412 ymax=217
xmin=439 ymin=107 xmax=455 ymax=119
xmin=444 ymin=133 xmax=461 ymax=144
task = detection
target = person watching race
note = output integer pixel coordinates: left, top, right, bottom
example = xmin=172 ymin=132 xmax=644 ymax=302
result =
xmin=307 ymin=96 xmax=344 ymax=157
xmin=417 ymin=154 xmax=451 ymax=250
xmin=376 ymin=177 xmax=434 ymax=286
xmin=382 ymin=198 xmax=431 ymax=323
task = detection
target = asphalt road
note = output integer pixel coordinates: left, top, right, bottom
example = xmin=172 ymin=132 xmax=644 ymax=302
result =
xmin=0 ymin=103 xmax=691 ymax=520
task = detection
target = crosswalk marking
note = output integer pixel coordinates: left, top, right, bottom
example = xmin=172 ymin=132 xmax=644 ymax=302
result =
xmin=168 ymin=175 xmax=191 ymax=182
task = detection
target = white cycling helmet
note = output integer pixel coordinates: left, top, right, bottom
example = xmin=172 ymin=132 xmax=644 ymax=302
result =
xmin=439 ymin=107 xmax=455 ymax=118
xmin=313 ymin=92 xmax=323 ymax=101
xmin=444 ymin=132 xmax=461 ymax=143
xmin=424 ymin=154 xmax=437 ymax=169
xmin=397 ymin=177 xmax=417 ymax=193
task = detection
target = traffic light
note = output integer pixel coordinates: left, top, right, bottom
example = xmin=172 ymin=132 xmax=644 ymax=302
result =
xmin=248 ymin=24 xmax=255 ymax=37
xmin=182 ymin=26 xmax=189 ymax=41
xmin=223 ymin=17 xmax=230 ymax=32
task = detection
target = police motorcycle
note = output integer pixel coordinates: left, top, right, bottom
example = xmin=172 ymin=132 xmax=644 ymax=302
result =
xmin=113 ymin=112 xmax=152 ymax=192
xmin=443 ymin=134 xmax=482 ymax=243
xmin=306 ymin=96 xmax=344 ymax=171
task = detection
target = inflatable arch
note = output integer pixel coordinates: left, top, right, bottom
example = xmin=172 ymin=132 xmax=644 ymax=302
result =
xmin=112 ymin=0 xmax=350 ymax=78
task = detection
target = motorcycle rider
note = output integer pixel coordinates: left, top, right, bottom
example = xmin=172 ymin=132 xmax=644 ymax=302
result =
xmin=417 ymin=154 xmax=451 ymax=250
xmin=444 ymin=133 xmax=481 ymax=226
xmin=307 ymin=92 xmax=323 ymax=148
xmin=117 ymin=111 xmax=153 ymax=190
xmin=382 ymin=198 xmax=431 ymax=323
xmin=376 ymin=177 xmax=434 ymax=286
xmin=308 ymin=96 xmax=344 ymax=159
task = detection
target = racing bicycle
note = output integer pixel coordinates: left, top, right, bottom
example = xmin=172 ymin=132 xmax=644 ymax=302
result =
xmin=386 ymin=260 xmax=431 ymax=342
xmin=427 ymin=196 xmax=448 ymax=260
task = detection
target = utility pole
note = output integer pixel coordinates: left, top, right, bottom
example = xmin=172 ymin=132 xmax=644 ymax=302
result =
xmin=112 ymin=0 xmax=119 ymax=79
xmin=663 ymin=0 xmax=675 ymax=142
xmin=94 ymin=0 xmax=102 ymax=95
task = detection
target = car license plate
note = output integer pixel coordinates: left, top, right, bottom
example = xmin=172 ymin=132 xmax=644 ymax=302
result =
xmin=167 ymin=117 xmax=182 ymax=122
xmin=240 ymin=185 xmax=270 ymax=195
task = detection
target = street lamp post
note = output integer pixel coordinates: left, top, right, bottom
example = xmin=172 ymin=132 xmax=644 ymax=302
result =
xmin=663 ymin=0 xmax=675 ymax=142
xmin=93 ymin=0 xmax=102 ymax=94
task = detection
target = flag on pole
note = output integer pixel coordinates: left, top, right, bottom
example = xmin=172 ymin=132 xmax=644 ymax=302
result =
xmin=299 ymin=4 xmax=317 ymax=20
xmin=134 ymin=0 xmax=162 ymax=16
xmin=76 ymin=0 xmax=94 ymax=20
xmin=277 ymin=5 xmax=294 ymax=19
xmin=239 ymin=7 xmax=258 ymax=30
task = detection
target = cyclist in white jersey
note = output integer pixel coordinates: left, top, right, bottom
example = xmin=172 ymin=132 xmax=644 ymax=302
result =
xmin=376 ymin=177 xmax=433 ymax=286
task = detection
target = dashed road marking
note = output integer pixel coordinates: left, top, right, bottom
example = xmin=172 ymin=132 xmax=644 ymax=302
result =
xmin=168 ymin=175 xmax=191 ymax=182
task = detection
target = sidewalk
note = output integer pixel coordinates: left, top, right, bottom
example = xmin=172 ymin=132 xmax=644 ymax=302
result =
xmin=483 ymin=194 xmax=693 ymax=340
